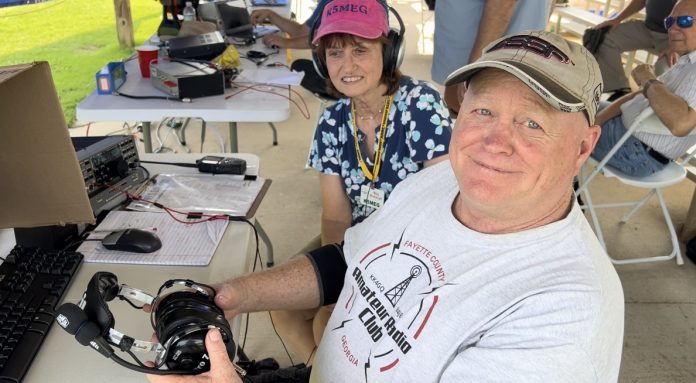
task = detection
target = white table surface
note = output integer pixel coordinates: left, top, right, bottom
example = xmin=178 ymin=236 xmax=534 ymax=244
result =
xmin=76 ymin=0 xmax=294 ymax=153
xmin=76 ymin=56 xmax=291 ymax=123
xmin=20 ymin=153 xmax=262 ymax=382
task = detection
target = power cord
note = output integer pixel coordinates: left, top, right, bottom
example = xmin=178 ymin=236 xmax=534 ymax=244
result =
xmin=229 ymin=217 xmax=295 ymax=368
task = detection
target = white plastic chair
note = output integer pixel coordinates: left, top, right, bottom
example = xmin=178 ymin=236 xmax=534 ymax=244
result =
xmin=577 ymin=107 xmax=696 ymax=265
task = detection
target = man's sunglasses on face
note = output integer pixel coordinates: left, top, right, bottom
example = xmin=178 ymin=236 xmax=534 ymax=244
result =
xmin=664 ymin=15 xmax=694 ymax=30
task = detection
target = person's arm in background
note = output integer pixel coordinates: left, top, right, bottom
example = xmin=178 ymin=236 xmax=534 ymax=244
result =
xmin=468 ymin=0 xmax=517 ymax=62
xmin=594 ymin=90 xmax=640 ymax=126
xmin=593 ymin=0 xmax=646 ymax=31
xmin=633 ymin=64 xmax=696 ymax=136
xmin=250 ymin=9 xmax=307 ymax=36
xmin=261 ymin=28 xmax=312 ymax=49
xmin=319 ymin=174 xmax=353 ymax=245
xmin=444 ymin=0 xmax=517 ymax=115
xmin=250 ymin=9 xmax=313 ymax=49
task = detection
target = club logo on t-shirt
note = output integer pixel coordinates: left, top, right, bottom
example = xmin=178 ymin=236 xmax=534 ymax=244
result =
xmin=331 ymin=232 xmax=450 ymax=379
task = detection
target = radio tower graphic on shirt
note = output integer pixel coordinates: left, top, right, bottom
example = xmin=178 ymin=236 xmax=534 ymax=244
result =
xmin=385 ymin=265 xmax=422 ymax=307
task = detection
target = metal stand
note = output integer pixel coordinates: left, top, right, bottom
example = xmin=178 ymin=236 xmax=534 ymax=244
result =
xmin=254 ymin=219 xmax=274 ymax=267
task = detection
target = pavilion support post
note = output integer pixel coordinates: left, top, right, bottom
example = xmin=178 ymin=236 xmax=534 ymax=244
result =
xmin=113 ymin=0 xmax=135 ymax=48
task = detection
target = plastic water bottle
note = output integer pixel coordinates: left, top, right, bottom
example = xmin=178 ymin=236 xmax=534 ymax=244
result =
xmin=183 ymin=2 xmax=196 ymax=22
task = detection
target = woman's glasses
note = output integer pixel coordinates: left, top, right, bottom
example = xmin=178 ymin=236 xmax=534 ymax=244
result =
xmin=664 ymin=15 xmax=694 ymax=30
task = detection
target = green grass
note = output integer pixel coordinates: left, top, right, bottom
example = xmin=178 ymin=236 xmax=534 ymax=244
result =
xmin=0 ymin=0 xmax=161 ymax=125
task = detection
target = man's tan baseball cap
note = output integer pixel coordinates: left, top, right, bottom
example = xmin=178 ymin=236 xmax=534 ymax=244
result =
xmin=445 ymin=30 xmax=603 ymax=125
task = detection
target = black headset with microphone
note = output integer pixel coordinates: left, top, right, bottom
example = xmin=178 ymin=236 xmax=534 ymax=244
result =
xmin=55 ymin=272 xmax=237 ymax=376
xmin=309 ymin=0 xmax=406 ymax=79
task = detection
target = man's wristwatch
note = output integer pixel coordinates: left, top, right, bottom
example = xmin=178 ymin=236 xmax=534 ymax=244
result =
xmin=642 ymin=79 xmax=662 ymax=98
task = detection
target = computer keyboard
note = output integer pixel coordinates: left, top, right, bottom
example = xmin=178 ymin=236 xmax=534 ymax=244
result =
xmin=0 ymin=246 xmax=82 ymax=382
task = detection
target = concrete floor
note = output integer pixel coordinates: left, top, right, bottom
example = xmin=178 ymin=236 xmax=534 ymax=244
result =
xmin=71 ymin=1 xmax=696 ymax=381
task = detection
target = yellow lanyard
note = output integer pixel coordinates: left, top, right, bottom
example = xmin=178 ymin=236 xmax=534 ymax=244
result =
xmin=351 ymin=95 xmax=393 ymax=181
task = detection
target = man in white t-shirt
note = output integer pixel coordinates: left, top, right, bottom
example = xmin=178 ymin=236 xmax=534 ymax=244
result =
xmin=148 ymin=30 xmax=624 ymax=383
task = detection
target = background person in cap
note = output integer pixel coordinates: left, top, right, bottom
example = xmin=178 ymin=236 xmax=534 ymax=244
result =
xmin=148 ymin=30 xmax=623 ymax=383
xmin=591 ymin=0 xmax=696 ymax=177
xmin=272 ymin=0 xmax=451 ymax=367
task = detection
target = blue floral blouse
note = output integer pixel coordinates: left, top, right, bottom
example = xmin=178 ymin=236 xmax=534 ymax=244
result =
xmin=307 ymin=76 xmax=452 ymax=225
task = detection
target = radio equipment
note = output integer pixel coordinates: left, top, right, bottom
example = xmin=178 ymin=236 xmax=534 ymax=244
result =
xmin=167 ymin=31 xmax=227 ymax=60
xmin=150 ymin=59 xmax=225 ymax=99
xmin=196 ymin=155 xmax=246 ymax=174
xmin=72 ymin=135 xmax=147 ymax=216
xmin=95 ymin=61 xmax=126 ymax=95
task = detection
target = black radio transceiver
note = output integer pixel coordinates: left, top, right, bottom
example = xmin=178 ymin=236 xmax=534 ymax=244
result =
xmin=196 ymin=156 xmax=247 ymax=175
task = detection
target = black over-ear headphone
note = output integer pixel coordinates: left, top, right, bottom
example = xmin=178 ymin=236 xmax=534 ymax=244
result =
xmin=55 ymin=272 xmax=236 ymax=375
xmin=310 ymin=0 xmax=406 ymax=79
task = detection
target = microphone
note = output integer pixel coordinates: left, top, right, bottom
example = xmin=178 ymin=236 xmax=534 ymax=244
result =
xmin=55 ymin=303 xmax=115 ymax=358
xmin=55 ymin=303 xmax=88 ymax=335
xmin=76 ymin=322 xmax=115 ymax=358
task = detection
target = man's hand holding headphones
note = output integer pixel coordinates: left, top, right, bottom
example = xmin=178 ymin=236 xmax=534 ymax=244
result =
xmin=146 ymin=329 xmax=242 ymax=383
xmin=144 ymin=279 xmax=250 ymax=383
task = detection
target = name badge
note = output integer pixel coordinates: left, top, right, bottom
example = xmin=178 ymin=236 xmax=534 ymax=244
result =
xmin=359 ymin=185 xmax=385 ymax=209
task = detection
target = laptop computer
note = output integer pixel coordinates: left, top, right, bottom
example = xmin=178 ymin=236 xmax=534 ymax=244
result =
xmin=198 ymin=2 xmax=253 ymax=39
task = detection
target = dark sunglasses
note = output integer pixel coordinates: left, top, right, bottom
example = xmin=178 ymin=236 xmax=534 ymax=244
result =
xmin=664 ymin=15 xmax=694 ymax=30
xmin=487 ymin=35 xmax=570 ymax=64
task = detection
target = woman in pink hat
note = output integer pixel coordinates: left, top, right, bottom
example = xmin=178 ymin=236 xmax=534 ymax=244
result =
xmin=274 ymin=0 xmax=452 ymax=366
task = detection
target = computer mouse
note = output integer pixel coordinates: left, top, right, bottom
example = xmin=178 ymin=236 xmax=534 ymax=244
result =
xmin=102 ymin=229 xmax=162 ymax=253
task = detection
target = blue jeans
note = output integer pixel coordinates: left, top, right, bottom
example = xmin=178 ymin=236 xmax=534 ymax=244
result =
xmin=592 ymin=110 xmax=666 ymax=177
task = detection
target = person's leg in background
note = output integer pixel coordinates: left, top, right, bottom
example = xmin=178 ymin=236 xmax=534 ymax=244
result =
xmin=268 ymin=235 xmax=324 ymax=366
xmin=594 ymin=20 xmax=664 ymax=99
xmin=311 ymin=305 xmax=334 ymax=357
xmin=270 ymin=308 xmax=321 ymax=364
xmin=592 ymin=114 xmax=666 ymax=177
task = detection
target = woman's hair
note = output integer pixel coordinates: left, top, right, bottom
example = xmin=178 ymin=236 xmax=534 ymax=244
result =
xmin=315 ymin=33 xmax=402 ymax=98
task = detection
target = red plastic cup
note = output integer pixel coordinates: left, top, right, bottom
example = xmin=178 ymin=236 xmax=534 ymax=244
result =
xmin=136 ymin=45 xmax=159 ymax=78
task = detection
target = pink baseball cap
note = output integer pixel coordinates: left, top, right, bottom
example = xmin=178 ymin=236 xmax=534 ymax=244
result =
xmin=311 ymin=0 xmax=389 ymax=44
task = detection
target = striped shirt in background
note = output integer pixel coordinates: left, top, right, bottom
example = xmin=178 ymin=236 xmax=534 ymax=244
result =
xmin=620 ymin=50 xmax=696 ymax=159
